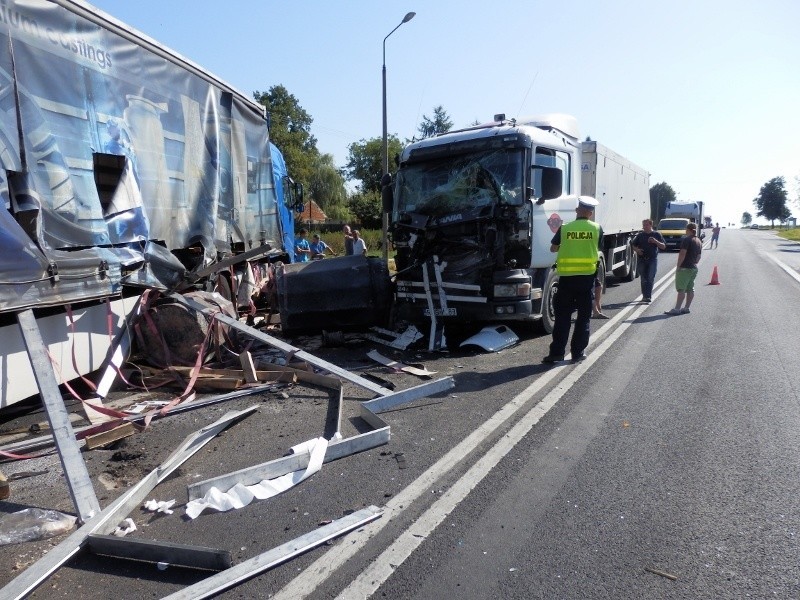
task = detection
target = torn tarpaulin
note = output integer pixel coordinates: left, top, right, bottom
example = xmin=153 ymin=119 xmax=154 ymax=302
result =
xmin=184 ymin=437 xmax=328 ymax=519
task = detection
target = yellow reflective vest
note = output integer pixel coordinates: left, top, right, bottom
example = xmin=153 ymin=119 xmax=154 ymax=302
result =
xmin=556 ymin=219 xmax=601 ymax=276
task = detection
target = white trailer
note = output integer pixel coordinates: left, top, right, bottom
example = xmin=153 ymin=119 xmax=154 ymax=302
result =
xmin=580 ymin=141 xmax=651 ymax=280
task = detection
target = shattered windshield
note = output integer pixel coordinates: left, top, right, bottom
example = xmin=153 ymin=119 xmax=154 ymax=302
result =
xmin=395 ymin=149 xmax=524 ymax=218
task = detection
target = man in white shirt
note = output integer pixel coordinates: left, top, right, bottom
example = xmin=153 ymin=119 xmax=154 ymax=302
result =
xmin=352 ymin=229 xmax=367 ymax=256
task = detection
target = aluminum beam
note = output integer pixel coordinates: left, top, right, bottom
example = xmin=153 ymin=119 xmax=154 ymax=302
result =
xmin=160 ymin=506 xmax=383 ymax=600
xmin=187 ymin=428 xmax=390 ymax=500
xmin=0 ymin=406 xmax=257 ymax=600
xmin=17 ymin=309 xmax=101 ymax=523
xmin=87 ymin=535 xmax=232 ymax=571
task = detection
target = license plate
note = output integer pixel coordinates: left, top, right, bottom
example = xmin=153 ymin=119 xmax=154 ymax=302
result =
xmin=423 ymin=307 xmax=457 ymax=316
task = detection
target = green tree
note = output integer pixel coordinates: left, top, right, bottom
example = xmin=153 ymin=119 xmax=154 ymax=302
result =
xmin=741 ymin=211 xmax=752 ymax=226
xmin=254 ymin=85 xmax=318 ymax=185
xmin=307 ymin=153 xmax=348 ymax=217
xmin=753 ymin=176 xmax=790 ymax=227
xmin=649 ymin=182 xmax=677 ymax=222
xmin=417 ymin=105 xmax=453 ymax=139
xmin=778 ymin=204 xmax=792 ymax=225
xmin=349 ymin=190 xmax=382 ymax=229
xmin=345 ymin=136 xmax=403 ymax=194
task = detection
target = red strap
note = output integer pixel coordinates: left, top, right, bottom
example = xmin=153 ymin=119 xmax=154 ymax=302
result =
xmin=0 ymin=448 xmax=55 ymax=461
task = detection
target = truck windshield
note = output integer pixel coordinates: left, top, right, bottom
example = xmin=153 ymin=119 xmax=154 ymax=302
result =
xmin=395 ymin=149 xmax=524 ymax=218
xmin=658 ymin=219 xmax=689 ymax=229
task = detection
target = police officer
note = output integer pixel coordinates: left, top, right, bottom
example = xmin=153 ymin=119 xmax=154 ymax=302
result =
xmin=542 ymin=196 xmax=603 ymax=364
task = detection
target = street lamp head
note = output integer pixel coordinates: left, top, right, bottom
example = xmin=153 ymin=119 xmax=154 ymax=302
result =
xmin=402 ymin=12 xmax=416 ymax=23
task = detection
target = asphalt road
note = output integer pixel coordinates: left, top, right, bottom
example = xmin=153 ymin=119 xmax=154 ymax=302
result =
xmin=1 ymin=228 xmax=798 ymax=599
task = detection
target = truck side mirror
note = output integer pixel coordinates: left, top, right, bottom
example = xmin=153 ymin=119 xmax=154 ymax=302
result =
xmin=536 ymin=166 xmax=563 ymax=202
xmin=293 ymin=181 xmax=304 ymax=209
xmin=381 ymin=173 xmax=393 ymax=214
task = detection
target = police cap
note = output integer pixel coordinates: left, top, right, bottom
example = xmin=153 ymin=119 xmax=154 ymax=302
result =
xmin=577 ymin=196 xmax=599 ymax=209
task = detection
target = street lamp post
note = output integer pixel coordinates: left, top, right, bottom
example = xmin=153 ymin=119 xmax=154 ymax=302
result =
xmin=382 ymin=11 xmax=415 ymax=262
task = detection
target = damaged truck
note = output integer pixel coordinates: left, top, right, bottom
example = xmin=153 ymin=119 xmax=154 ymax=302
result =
xmin=385 ymin=113 xmax=650 ymax=337
xmin=0 ymin=0 xmax=308 ymax=408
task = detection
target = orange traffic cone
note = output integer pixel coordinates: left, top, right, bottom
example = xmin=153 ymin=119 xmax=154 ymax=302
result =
xmin=709 ymin=265 xmax=720 ymax=285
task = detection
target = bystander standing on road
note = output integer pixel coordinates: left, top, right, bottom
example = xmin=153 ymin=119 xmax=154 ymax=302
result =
xmin=352 ymin=229 xmax=367 ymax=256
xmin=343 ymin=224 xmax=354 ymax=256
xmin=665 ymin=222 xmax=702 ymax=315
xmin=632 ymin=218 xmax=666 ymax=302
xmin=294 ymin=228 xmax=312 ymax=263
xmin=542 ymin=196 xmax=603 ymax=364
xmin=710 ymin=222 xmax=721 ymax=249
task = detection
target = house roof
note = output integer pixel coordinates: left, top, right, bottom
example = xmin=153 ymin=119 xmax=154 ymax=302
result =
xmin=298 ymin=199 xmax=328 ymax=222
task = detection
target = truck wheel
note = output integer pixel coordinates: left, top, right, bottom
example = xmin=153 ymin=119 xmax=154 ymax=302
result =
xmin=596 ymin=256 xmax=607 ymax=293
xmin=623 ymin=246 xmax=638 ymax=282
xmin=613 ymin=242 xmax=633 ymax=279
xmin=539 ymin=269 xmax=558 ymax=334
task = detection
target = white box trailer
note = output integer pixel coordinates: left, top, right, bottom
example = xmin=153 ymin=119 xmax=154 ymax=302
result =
xmin=580 ymin=141 xmax=650 ymax=278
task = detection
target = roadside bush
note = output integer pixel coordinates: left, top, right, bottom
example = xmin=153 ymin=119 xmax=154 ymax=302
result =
xmin=359 ymin=229 xmax=383 ymax=255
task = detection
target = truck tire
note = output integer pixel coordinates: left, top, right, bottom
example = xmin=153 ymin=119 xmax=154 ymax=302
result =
xmin=596 ymin=256 xmax=607 ymax=293
xmin=623 ymin=246 xmax=638 ymax=282
xmin=539 ymin=268 xmax=559 ymax=334
xmin=612 ymin=241 xmax=633 ymax=279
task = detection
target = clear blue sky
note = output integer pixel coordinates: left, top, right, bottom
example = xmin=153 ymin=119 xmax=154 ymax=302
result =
xmin=89 ymin=0 xmax=799 ymax=226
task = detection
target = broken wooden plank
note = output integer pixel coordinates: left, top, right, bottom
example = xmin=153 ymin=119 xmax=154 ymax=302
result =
xmin=0 ymin=406 xmax=257 ymax=600
xmin=0 ymin=384 xmax=274 ymax=456
xmin=172 ymin=294 xmax=395 ymax=396
xmin=167 ymin=366 xmax=296 ymax=385
xmin=17 ymin=308 xmax=101 ymax=523
xmin=84 ymin=422 xmax=136 ymax=450
xmin=161 ymin=506 xmax=383 ymax=600
xmin=87 ymin=535 xmax=231 ymax=571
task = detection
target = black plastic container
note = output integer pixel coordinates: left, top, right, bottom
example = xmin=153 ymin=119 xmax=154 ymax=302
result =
xmin=276 ymin=255 xmax=392 ymax=333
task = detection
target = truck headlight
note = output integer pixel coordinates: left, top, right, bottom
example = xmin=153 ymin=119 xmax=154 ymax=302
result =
xmin=493 ymin=283 xmax=531 ymax=298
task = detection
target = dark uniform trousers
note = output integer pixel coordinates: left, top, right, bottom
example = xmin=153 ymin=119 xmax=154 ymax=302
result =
xmin=549 ymin=273 xmax=595 ymax=357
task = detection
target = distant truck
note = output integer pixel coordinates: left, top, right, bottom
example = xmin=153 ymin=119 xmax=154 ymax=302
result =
xmin=385 ymin=113 xmax=650 ymax=335
xmin=658 ymin=200 xmax=706 ymax=250
xmin=664 ymin=200 xmax=705 ymax=233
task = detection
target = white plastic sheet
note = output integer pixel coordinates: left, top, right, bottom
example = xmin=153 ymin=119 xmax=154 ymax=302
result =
xmin=184 ymin=437 xmax=328 ymax=519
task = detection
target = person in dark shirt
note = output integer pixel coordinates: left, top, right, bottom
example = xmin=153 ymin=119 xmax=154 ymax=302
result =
xmin=664 ymin=223 xmax=702 ymax=315
xmin=343 ymin=224 xmax=354 ymax=256
xmin=632 ymin=218 xmax=666 ymax=303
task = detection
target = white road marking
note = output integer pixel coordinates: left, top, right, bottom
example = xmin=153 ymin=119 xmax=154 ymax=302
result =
xmin=274 ymin=270 xmax=677 ymax=600
xmin=762 ymin=251 xmax=800 ymax=285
